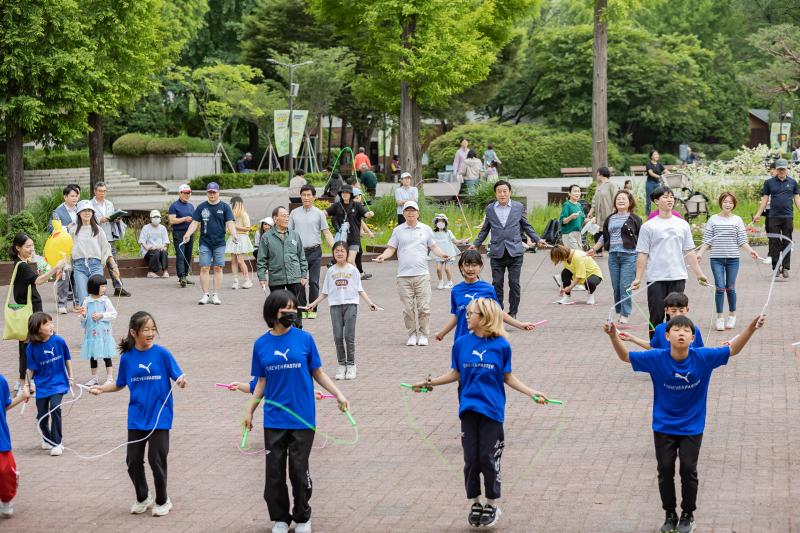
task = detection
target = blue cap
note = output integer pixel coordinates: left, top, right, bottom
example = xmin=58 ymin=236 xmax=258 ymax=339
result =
xmin=207 ymin=182 xmax=220 ymax=191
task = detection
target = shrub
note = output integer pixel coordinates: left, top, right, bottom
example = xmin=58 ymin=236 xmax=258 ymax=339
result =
xmin=691 ymin=143 xmax=731 ymax=159
xmin=427 ymin=123 xmax=622 ymax=179
xmin=113 ymin=134 xmax=215 ymax=156
xmin=112 ymin=133 xmax=152 ymax=156
xmin=188 ymin=173 xmax=254 ymax=190
xmin=27 ymin=187 xmax=90 ymax=232
xmin=252 ymin=172 xmax=289 ymax=186
xmin=660 ymin=153 xmax=679 ymax=165
xmin=716 ymin=150 xmax=738 ymax=161
xmin=2 ymin=211 xmax=43 ymax=259
xmin=24 ymin=150 xmax=90 ymax=170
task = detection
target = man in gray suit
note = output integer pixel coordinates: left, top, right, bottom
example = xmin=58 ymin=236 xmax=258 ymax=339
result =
xmin=470 ymin=180 xmax=547 ymax=318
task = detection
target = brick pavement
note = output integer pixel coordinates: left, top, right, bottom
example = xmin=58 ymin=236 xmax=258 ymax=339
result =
xmin=0 ymin=244 xmax=798 ymax=532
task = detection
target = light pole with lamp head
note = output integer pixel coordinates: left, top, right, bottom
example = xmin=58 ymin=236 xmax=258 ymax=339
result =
xmin=267 ymin=59 xmax=313 ymax=177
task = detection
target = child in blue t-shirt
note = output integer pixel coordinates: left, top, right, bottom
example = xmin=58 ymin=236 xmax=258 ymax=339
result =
xmin=435 ymin=250 xmax=538 ymax=343
xmin=242 ymin=289 xmax=349 ymax=533
xmin=90 ymin=311 xmax=187 ymax=517
xmin=604 ymin=313 xmax=765 ymax=533
xmin=25 ymin=312 xmax=73 ymax=456
xmin=0 ymin=374 xmax=30 ymax=517
xmin=411 ymin=297 xmax=550 ymax=528
xmin=619 ymin=292 xmax=704 ymax=350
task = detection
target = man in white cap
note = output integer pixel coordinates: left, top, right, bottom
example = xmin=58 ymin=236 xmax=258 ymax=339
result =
xmin=182 ymin=182 xmax=238 ymax=305
xmin=374 ymin=201 xmax=451 ymax=346
xmin=138 ymin=210 xmax=170 ymax=278
xmin=394 ymin=172 xmax=418 ymax=225
xmin=91 ymin=181 xmax=130 ymax=296
xmin=168 ymin=183 xmax=195 ymax=287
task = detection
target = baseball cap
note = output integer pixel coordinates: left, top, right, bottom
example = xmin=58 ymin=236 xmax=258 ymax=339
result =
xmin=260 ymin=217 xmax=274 ymax=226
xmin=401 ymin=172 xmax=412 ymax=179
xmin=776 ymin=159 xmax=789 ymax=169
xmin=402 ymin=200 xmax=419 ymax=211
xmin=352 ymin=187 xmax=363 ymax=197
xmin=149 ymin=210 xmax=161 ymax=219
xmin=76 ymin=200 xmax=95 ymax=214
xmin=206 ymin=182 xmax=220 ymax=191
xmin=178 ymin=183 xmax=191 ymax=193
xmin=340 ymin=184 xmax=353 ymax=195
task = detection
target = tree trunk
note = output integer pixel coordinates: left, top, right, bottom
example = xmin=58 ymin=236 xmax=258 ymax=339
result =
xmin=5 ymin=121 xmax=24 ymax=215
xmin=399 ymin=16 xmax=421 ymax=181
xmin=591 ymin=0 xmax=609 ymax=172
xmin=248 ymin=122 xmax=260 ymax=154
xmin=88 ymin=113 xmax=104 ymax=192
xmin=327 ymin=114 xmax=333 ymax=168
xmin=317 ymin=114 xmax=324 ymax=170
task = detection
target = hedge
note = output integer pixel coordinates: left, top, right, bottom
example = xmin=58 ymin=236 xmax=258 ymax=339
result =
xmin=426 ymin=123 xmax=622 ymax=179
xmin=188 ymin=173 xmax=254 ymax=190
xmin=25 ymin=150 xmax=90 ymax=170
xmin=716 ymin=150 xmax=738 ymax=161
xmin=112 ymin=134 xmax=214 ymax=156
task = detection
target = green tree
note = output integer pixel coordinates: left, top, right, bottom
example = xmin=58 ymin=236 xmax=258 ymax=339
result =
xmin=0 ymin=0 xmax=96 ymax=214
xmin=182 ymin=0 xmax=256 ymax=68
xmin=310 ymin=0 xmax=539 ymax=179
xmin=747 ymin=25 xmax=800 ymax=98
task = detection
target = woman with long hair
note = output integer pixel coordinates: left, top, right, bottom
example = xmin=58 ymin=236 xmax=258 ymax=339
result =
xmin=69 ymin=201 xmax=118 ymax=310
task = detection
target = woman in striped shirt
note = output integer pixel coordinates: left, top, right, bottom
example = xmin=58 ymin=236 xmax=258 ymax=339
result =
xmin=696 ymin=192 xmax=759 ymax=331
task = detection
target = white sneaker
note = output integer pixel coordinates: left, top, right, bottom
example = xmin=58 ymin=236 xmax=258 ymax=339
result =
xmin=445 ymin=281 xmax=453 ymax=289
xmin=272 ymin=522 xmax=290 ymax=533
xmin=130 ymin=492 xmax=154 ymax=514
xmin=198 ymin=293 xmax=211 ymax=305
xmin=105 ymin=377 xmax=114 ymax=385
xmin=725 ymin=316 xmax=736 ymax=329
xmin=84 ymin=377 xmax=98 ymax=387
xmin=557 ymin=294 xmax=571 ymax=305
xmin=49 ymin=444 xmax=63 ymax=456
xmin=295 ymin=521 xmax=312 ymax=533
xmin=12 ymin=381 xmax=20 ymax=393
xmin=406 ymin=335 xmax=417 ymax=346
xmin=715 ymin=318 xmax=725 ymax=331
xmin=573 ymin=284 xmax=586 ymax=291
xmin=346 ymin=365 xmax=357 ymax=380
xmin=211 ymin=293 xmax=222 ymax=305
xmin=417 ymin=335 xmax=429 ymax=346
xmin=335 ymin=365 xmax=346 ymax=380
xmin=147 ymin=272 xmax=159 ymax=279
xmin=619 ymin=315 xmax=629 ymax=324
xmin=437 ymin=280 xmax=445 ymax=289
xmin=586 ymin=294 xmax=595 ymax=305
xmin=0 ymin=501 xmax=13 ymax=518
xmin=231 ymin=279 xmax=239 ymax=290
xmin=161 ymin=271 xmax=169 ymax=278
xmin=242 ymin=279 xmax=253 ymax=289
xmin=41 ymin=439 xmax=53 ymax=450
xmin=151 ymin=498 xmax=172 ymax=517
xmin=58 ymin=306 xmax=67 ymax=315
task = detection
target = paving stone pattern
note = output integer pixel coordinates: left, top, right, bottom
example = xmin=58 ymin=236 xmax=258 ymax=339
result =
xmin=1 ymin=246 xmax=798 ymax=532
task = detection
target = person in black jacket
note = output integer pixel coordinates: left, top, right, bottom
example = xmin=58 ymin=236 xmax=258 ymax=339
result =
xmin=588 ymin=190 xmax=642 ymax=325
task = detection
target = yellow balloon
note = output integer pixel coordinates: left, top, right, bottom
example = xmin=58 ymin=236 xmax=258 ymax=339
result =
xmin=44 ymin=220 xmax=73 ymax=267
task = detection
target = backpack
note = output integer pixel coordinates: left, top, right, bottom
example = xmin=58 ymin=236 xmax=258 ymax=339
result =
xmin=542 ymin=218 xmax=561 ymax=245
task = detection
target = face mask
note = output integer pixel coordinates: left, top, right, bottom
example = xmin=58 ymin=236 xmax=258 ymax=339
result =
xmin=278 ymin=312 xmax=297 ymax=328
xmin=436 ymin=222 xmax=446 ymax=229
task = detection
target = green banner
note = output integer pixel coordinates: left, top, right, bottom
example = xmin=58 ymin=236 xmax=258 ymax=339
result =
xmin=274 ymin=110 xmax=308 ymax=157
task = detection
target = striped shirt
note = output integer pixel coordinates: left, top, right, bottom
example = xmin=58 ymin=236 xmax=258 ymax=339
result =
xmin=702 ymin=214 xmax=746 ymax=258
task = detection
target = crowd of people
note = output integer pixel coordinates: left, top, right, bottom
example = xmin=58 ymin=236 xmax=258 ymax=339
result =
xmin=0 ymin=157 xmax=795 ymax=533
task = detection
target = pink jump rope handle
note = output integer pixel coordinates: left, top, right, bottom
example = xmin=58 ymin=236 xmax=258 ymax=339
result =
xmin=215 ymin=383 xmax=236 ymax=390
xmin=318 ymin=394 xmax=336 ymax=399
xmin=531 ymin=320 xmax=548 ymax=327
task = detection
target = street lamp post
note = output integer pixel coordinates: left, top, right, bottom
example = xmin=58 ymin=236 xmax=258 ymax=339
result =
xmin=267 ymin=59 xmax=313 ymax=176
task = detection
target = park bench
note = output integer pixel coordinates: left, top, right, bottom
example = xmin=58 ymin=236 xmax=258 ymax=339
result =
xmin=630 ymin=164 xmax=681 ymax=176
xmin=559 ymin=167 xmax=615 ymax=178
xmin=421 ymin=181 xmax=461 ymax=202
xmin=547 ymin=185 xmax=588 ymax=205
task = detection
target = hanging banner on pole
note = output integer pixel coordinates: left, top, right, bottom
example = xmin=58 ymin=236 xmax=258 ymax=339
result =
xmin=770 ymin=122 xmax=791 ymax=153
xmin=274 ymin=110 xmax=309 ymax=157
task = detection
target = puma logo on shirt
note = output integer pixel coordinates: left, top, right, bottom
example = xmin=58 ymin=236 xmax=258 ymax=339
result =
xmin=139 ymin=363 xmax=153 ymax=374
xmin=464 ymin=293 xmax=477 ymax=301
xmin=674 ymin=371 xmax=691 ymax=383
xmin=274 ymin=349 xmax=290 ymax=362
xmin=472 ymin=349 xmax=487 ymax=362
xmin=43 ymin=348 xmax=56 ymax=357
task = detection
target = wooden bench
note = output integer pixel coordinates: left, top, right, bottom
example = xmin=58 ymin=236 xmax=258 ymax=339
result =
xmin=547 ymin=185 xmax=588 ymax=205
xmin=421 ymin=181 xmax=461 ymax=202
xmin=560 ymin=167 xmax=592 ymax=178
xmin=630 ymin=164 xmax=681 ymax=176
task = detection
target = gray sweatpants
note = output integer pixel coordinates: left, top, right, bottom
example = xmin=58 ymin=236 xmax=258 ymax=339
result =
xmin=330 ymin=304 xmax=357 ymax=365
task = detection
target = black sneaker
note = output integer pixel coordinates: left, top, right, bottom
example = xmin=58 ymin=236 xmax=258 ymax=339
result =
xmin=660 ymin=511 xmax=678 ymax=532
xmin=782 ymin=268 xmax=790 ymax=279
xmin=676 ymin=512 xmax=695 ymax=533
xmin=114 ymin=288 xmax=131 ymax=297
xmin=480 ymin=504 xmax=501 ymax=527
xmin=179 ymin=277 xmax=187 ymax=288
xmin=467 ymin=503 xmax=483 ymax=527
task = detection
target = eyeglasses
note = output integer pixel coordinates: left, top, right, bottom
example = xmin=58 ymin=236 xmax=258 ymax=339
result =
xmin=180 ymin=191 xmax=191 ymax=195
xmin=466 ymin=311 xmax=482 ymax=317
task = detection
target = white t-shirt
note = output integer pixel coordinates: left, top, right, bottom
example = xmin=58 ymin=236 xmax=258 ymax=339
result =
xmin=394 ymin=186 xmax=418 ymax=214
xmin=138 ymin=224 xmax=170 ymax=257
xmin=387 ymin=222 xmax=436 ymax=277
xmin=322 ymin=263 xmax=362 ymax=306
xmin=636 ymin=215 xmax=695 ymax=282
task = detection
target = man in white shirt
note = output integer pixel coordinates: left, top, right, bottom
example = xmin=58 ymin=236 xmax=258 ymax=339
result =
xmin=289 ymin=184 xmax=335 ymax=319
xmin=374 ymin=201 xmax=450 ymax=346
xmin=91 ymin=181 xmax=130 ymax=296
xmin=632 ymin=186 xmax=707 ymax=338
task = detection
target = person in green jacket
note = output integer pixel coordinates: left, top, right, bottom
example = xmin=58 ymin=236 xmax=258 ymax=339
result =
xmin=559 ymin=184 xmax=585 ymax=250
xmin=257 ymin=206 xmax=308 ymax=328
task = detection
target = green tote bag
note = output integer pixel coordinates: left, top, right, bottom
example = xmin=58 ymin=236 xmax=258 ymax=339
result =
xmin=4 ymin=262 xmax=33 ymax=341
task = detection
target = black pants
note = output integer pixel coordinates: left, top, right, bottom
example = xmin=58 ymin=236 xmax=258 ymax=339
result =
xmin=766 ymin=217 xmax=793 ymax=270
xmin=145 ymin=249 xmax=168 ymax=274
xmin=301 ymin=246 xmax=322 ymax=307
xmin=654 ymin=431 xmax=703 ymax=514
xmin=490 ymin=251 xmax=524 ymax=315
xmin=17 ymin=342 xmax=27 ymax=380
xmin=89 ymin=358 xmax=112 ymax=369
xmin=269 ymin=283 xmax=304 ymax=328
xmin=561 ymin=270 xmax=602 ymax=294
xmin=172 ymin=230 xmax=194 ymax=279
xmin=461 ymin=410 xmax=504 ymax=500
xmin=127 ymin=429 xmax=170 ymax=505
xmin=264 ymin=428 xmax=315 ymax=524
xmin=104 ymin=244 xmax=122 ymax=289
xmin=355 ymin=246 xmax=364 ymax=274
xmin=36 ymin=394 xmax=63 ymax=446
xmin=646 ymin=279 xmax=686 ymax=339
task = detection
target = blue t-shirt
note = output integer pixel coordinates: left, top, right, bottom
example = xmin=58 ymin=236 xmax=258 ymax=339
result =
xmin=761 ymin=176 xmax=799 ymax=219
xmin=450 ymin=281 xmax=499 ymax=340
xmin=451 ymin=333 xmax=512 ymax=423
xmin=630 ymin=346 xmax=730 ymax=435
xmin=0 ymin=375 xmax=12 ymax=452
xmin=26 ymin=335 xmax=71 ymax=398
xmin=650 ymin=322 xmax=704 ymax=350
xmin=251 ymin=327 xmax=322 ymax=430
xmin=168 ymin=199 xmax=195 ymax=232
xmin=116 ymin=345 xmax=183 ymax=431
xmin=192 ymin=200 xmax=234 ymax=249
